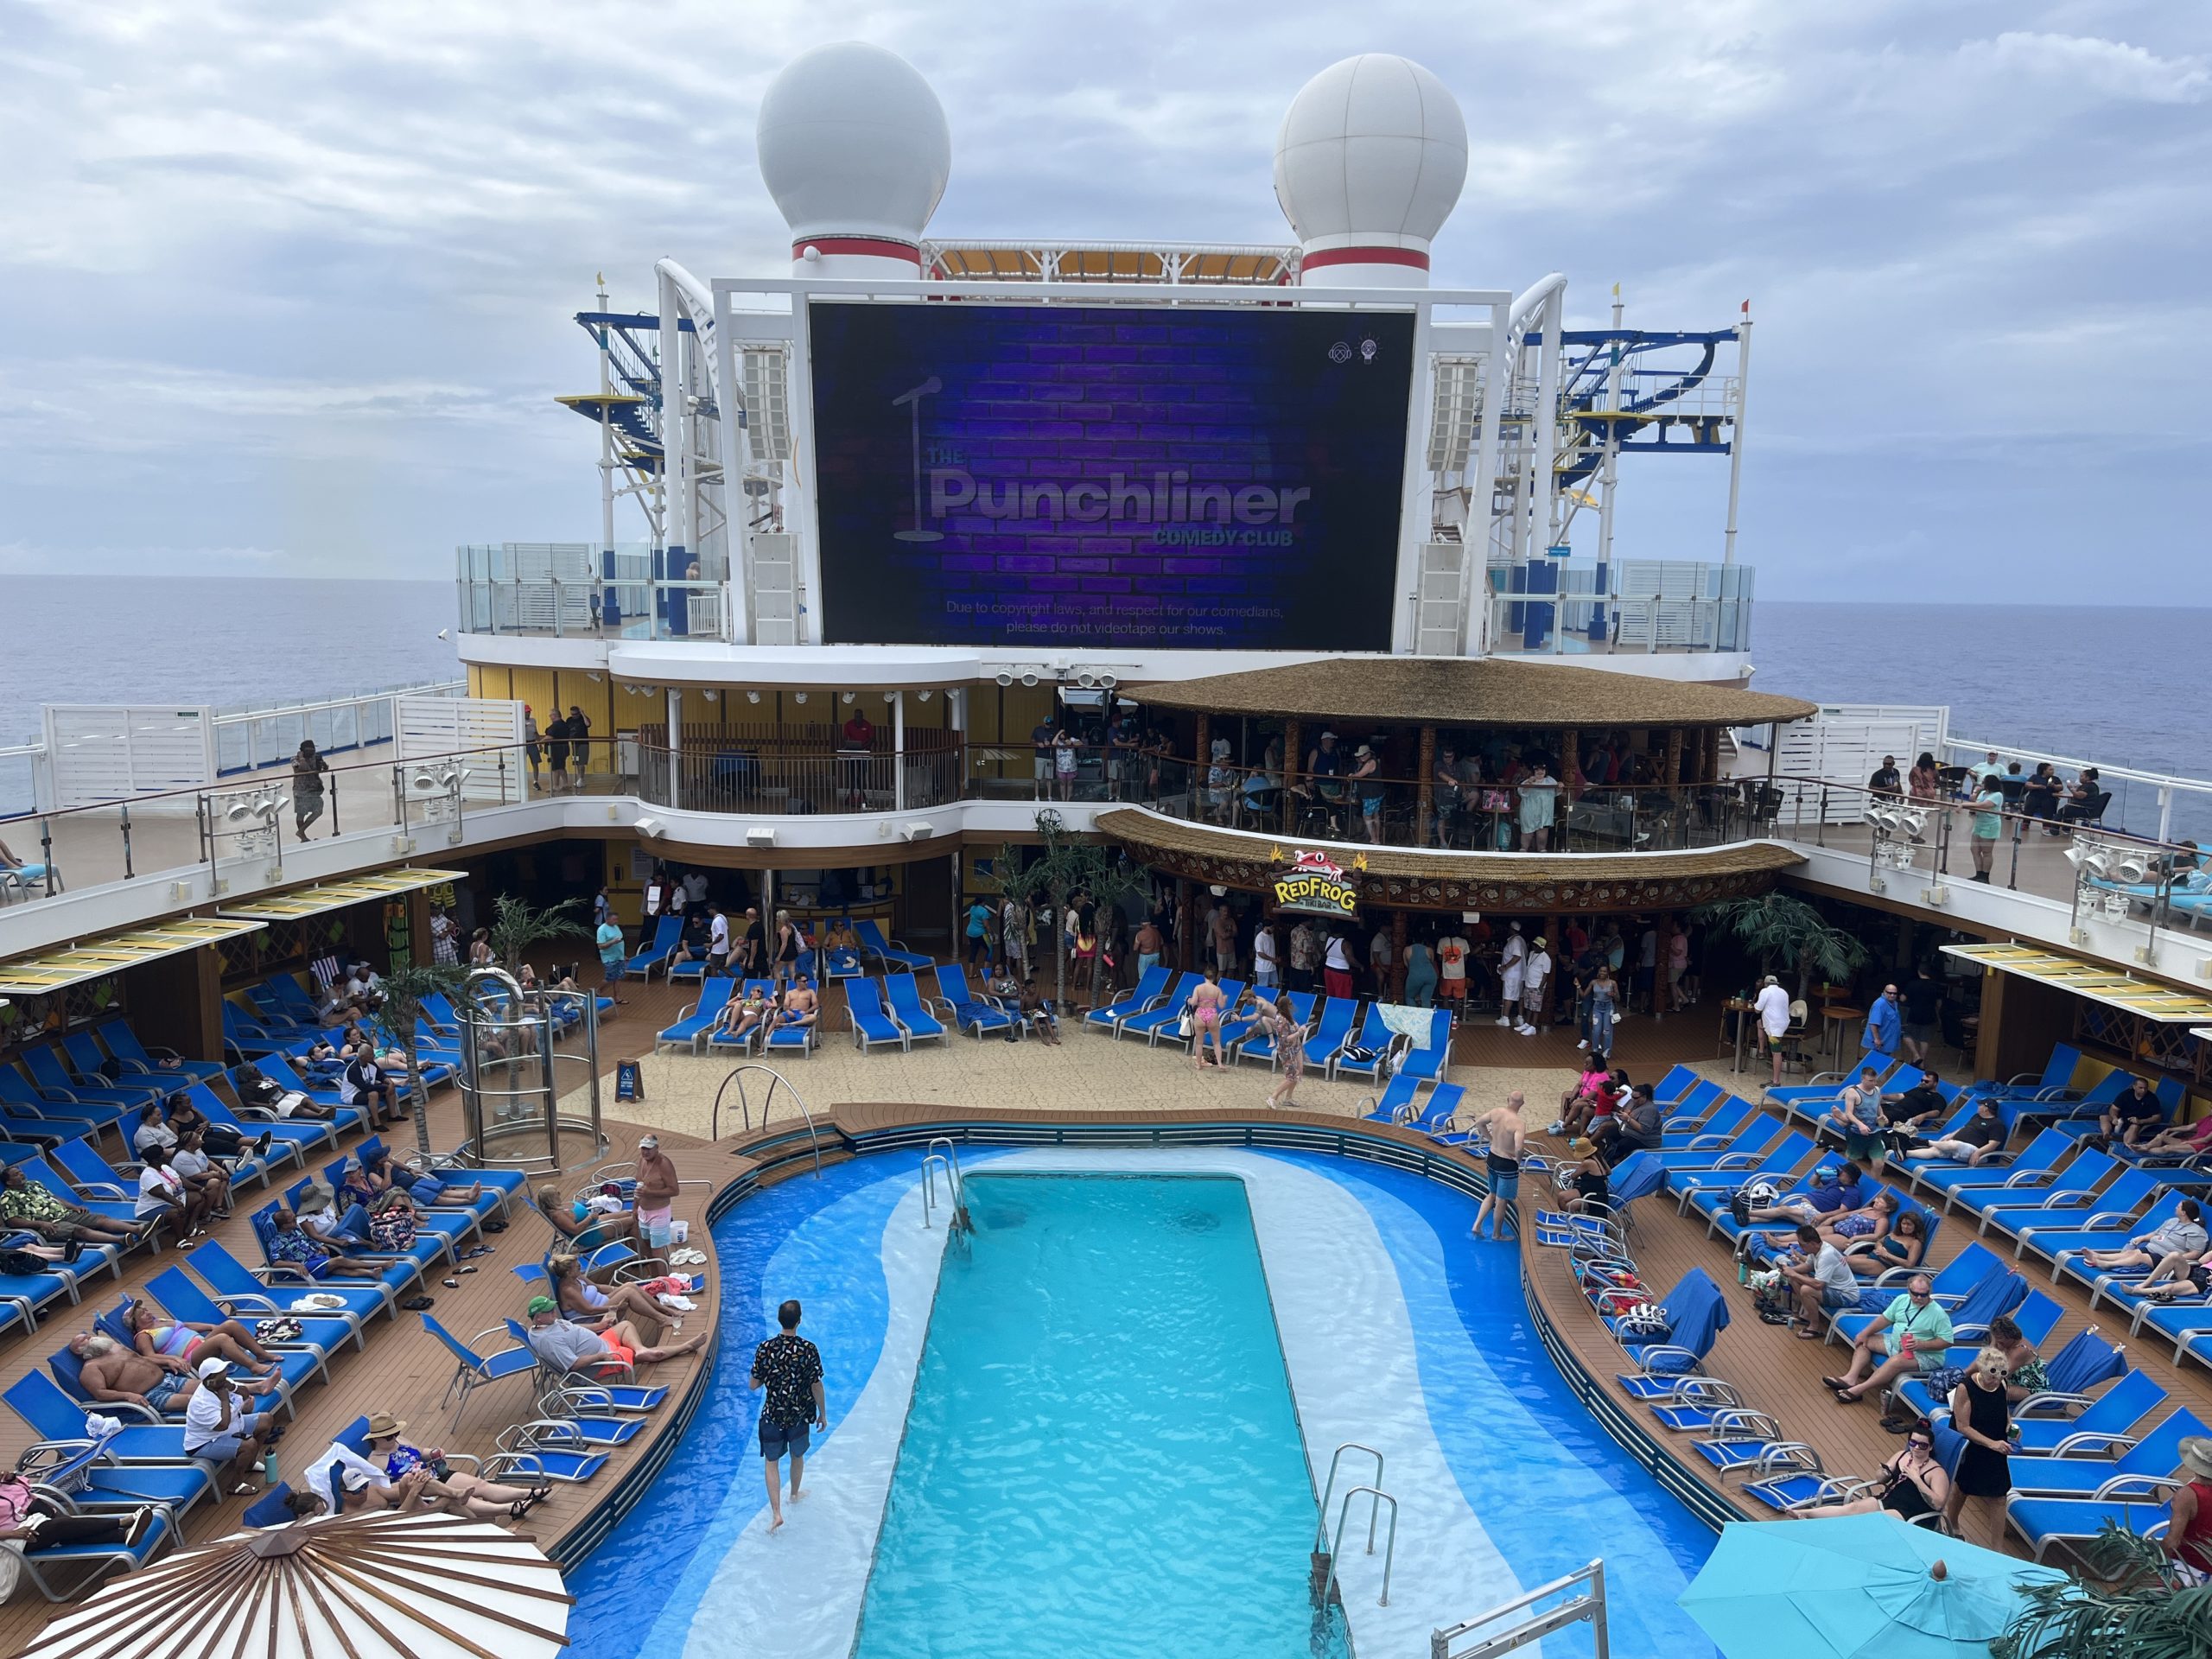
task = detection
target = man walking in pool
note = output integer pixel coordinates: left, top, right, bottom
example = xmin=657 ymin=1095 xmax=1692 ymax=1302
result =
xmin=1471 ymin=1092 xmax=1528 ymax=1242
xmin=752 ymin=1298 xmax=826 ymax=1533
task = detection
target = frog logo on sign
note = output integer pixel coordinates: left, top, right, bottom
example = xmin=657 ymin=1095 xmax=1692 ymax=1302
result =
xmin=1269 ymin=847 xmax=1365 ymax=917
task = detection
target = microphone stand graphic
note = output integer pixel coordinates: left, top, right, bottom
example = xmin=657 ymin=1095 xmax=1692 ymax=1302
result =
xmin=893 ymin=376 xmax=944 ymax=543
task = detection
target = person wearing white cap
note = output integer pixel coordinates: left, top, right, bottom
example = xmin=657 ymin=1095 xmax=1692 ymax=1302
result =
xmin=1517 ymin=936 xmax=1552 ymax=1037
xmin=1753 ymin=974 xmax=1793 ymax=1087
xmin=1496 ymin=922 xmax=1526 ymax=1029
xmin=180 ymin=1356 xmax=276 ymax=1495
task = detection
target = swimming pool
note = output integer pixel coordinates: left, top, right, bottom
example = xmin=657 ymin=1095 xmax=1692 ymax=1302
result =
xmin=564 ymin=1144 xmax=1719 ymax=1658
xmin=854 ymin=1173 xmax=1349 ymax=1659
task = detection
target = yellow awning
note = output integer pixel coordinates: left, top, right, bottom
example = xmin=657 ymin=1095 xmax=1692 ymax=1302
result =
xmin=0 ymin=917 xmax=267 ymax=996
xmin=217 ymin=868 xmax=466 ymax=924
xmin=1941 ymin=943 xmax=2212 ymax=1024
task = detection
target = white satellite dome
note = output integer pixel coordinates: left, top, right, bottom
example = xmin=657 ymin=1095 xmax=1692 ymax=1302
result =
xmin=756 ymin=42 xmax=951 ymax=276
xmin=1274 ymin=54 xmax=1468 ymax=287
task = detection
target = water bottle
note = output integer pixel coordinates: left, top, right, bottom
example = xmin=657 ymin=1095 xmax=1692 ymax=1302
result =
xmin=262 ymin=1447 xmax=279 ymax=1488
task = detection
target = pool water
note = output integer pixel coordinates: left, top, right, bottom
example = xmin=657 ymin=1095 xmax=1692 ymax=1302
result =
xmin=562 ymin=1146 xmax=1718 ymax=1659
xmin=852 ymin=1173 xmax=1350 ymax=1659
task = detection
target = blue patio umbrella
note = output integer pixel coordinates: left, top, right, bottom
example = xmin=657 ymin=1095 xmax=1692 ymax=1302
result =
xmin=1679 ymin=1514 xmax=2071 ymax=1658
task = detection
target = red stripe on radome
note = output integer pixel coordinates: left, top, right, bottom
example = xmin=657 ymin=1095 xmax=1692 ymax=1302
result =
xmin=793 ymin=236 xmax=922 ymax=264
xmin=1300 ymin=245 xmax=1431 ymax=271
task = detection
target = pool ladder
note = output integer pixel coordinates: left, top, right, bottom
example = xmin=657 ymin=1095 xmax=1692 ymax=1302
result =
xmin=1430 ymin=1560 xmax=1611 ymax=1659
xmin=1310 ymin=1442 xmax=1398 ymax=1611
xmin=920 ymin=1139 xmax=971 ymax=1234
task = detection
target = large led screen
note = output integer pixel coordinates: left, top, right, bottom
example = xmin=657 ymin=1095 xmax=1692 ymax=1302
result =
xmin=808 ymin=302 xmax=1414 ymax=650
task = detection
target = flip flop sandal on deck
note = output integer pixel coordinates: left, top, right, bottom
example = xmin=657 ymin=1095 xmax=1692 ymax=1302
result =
xmin=401 ymin=1295 xmax=435 ymax=1310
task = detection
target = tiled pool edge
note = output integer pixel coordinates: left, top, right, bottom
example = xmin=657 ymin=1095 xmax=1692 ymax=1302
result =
xmin=545 ymin=1113 xmax=1737 ymax=1575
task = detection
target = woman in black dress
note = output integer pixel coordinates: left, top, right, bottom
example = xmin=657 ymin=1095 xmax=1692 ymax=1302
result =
xmin=1943 ymin=1347 xmax=2012 ymax=1537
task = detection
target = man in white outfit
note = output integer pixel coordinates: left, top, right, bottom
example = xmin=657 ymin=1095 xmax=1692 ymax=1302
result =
xmin=1518 ymin=937 xmax=1553 ymax=1037
xmin=1753 ymin=974 xmax=1794 ymax=1086
xmin=1496 ymin=922 xmax=1527 ymax=1028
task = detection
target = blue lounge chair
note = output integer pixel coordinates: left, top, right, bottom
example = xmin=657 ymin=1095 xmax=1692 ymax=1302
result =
xmin=2005 ymin=1070 xmax=2131 ymax=1137
xmin=2006 ymin=1407 xmax=2211 ymax=1497
xmin=702 ymin=980 xmax=777 ymax=1056
xmin=1665 ymin=1130 xmax=1819 ymax=1210
xmin=16 ymin=1434 xmax=213 ymax=1526
xmin=0 ymin=1493 xmax=176 ymax=1599
xmin=1656 ymin=1096 xmax=1755 ymax=1149
xmin=423 ymin=1313 xmax=543 ymax=1423
xmin=1232 ymin=990 xmax=1316 ymax=1068
xmin=881 ymin=974 xmax=948 ymax=1047
xmin=623 ymin=915 xmax=683 ymax=982
xmin=188 ymin=1237 xmax=380 ymax=1338
xmin=1391 ymin=1008 xmax=1456 ymax=1084
xmin=224 ymin=1064 xmax=355 ymax=1150
xmin=1968 ymin=1147 xmax=2124 ymax=1239
xmin=934 ymin=964 xmax=1014 ymax=1039
xmin=1162 ymin=978 xmax=1247 ymax=1052
xmin=1907 ymin=1125 xmax=2076 ymax=1211
xmin=1827 ymin=1241 xmax=2012 ymax=1348
xmin=654 ymin=977 xmax=735 ymax=1053
xmin=1113 ymin=974 xmax=1201 ymax=1045
xmin=1609 ymin=1267 xmax=1730 ymax=1378
xmin=1082 ymin=966 xmax=1174 ymax=1036
xmin=844 ymin=979 xmax=910 ymax=1053
xmin=2006 ymin=1489 xmax=2178 ymax=1563
xmin=3 ymin=1370 xmax=238 ymax=1466
xmin=1649 ymin=1065 xmax=1706 ymax=1104
xmin=1656 ymin=1118 xmax=1795 ymax=1185
xmin=246 ymin=1203 xmax=419 ymax=1310
xmin=855 ymin=918 xmax=931 ymax=971
xmin=1359 ymin=1073 xmax=1429 ymax=1124
xmin=1978 ymin=1368 xmax=2167 ymax=1459
xmin=1302 ymin=997 xmax=1363 ymax=1073
xmin=761 ymin=999 xmax=820 ymax=1058
xmin=1975 ymin=1045 xmax=2083 ymax=1101
xmin=0 ymin=1069 xmax=129 ymax=1135
xmin=1327 ymin=1003 xmax=1396 ymax=1083
xmin=28 ymin=1043 xmax=166 ymax=1110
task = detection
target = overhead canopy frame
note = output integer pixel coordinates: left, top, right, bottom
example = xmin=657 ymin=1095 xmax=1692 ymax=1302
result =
xmin=1941 ymin=942 xmax=2212 ymax=1025
xmin=0 ymin=917 xmax=267 ymax=997
xmin=217 ymin=868 xmax=466 ymax=924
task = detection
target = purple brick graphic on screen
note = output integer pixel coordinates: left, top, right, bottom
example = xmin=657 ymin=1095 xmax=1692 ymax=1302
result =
xmin=809 ymin=303 xmax=1413 ymax=649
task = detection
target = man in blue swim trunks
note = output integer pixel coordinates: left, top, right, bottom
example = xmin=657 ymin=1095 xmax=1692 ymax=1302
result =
xmin=752 ymin=1298 xmax=826 ymax=1533
xmin=1471 ymin=1092 xmax=1527 ymax=1242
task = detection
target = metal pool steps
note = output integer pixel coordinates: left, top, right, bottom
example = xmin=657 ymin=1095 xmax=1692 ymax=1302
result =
xmin=1310 ymin=1442 xmax=1399 ymax=1610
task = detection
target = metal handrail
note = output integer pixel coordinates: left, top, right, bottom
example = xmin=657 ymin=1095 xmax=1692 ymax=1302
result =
xmin=1318 ymin=1485 xmax=1399 ymax=1610
xmin=1431 ymin=1559 xmax=1610 ymax=1659
xmin=1313 ymin=1442 xmax=1385 ymax=1556
xmin=708 ymin=1062 xmax=823 ymax=1179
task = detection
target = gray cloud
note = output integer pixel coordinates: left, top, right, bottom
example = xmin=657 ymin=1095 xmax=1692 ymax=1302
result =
xmin=0 ymin=0 xmax=2205 ymax=598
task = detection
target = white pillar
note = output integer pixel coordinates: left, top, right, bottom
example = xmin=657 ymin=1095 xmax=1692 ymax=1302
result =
xmin=893 ymin=690 xmax=907 ymax=812
xmin=665 ymin=686 xmax=683 ymax=811
xmin=1723 ymin=303 xmax=1751 ymax=566
xmin=658 ymin=269 xmax=688 ymax=598
xmin=1531 ymin=288 xmax=1564 ymax=650
xmin=1460 ymin=298 xmax=1509 ymax=657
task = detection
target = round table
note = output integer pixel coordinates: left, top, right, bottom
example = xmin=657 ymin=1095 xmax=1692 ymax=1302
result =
xmin=1821 ymin=1005 xmax=1866 ymax=1065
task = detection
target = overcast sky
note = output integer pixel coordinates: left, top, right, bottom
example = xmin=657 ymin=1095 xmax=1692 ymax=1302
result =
xmin=3 ymin=1 xmax=2204 ymax=601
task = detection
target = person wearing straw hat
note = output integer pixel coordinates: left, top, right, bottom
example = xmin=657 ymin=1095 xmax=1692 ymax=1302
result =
xmin=2165 ymin=1438 xmax=2212 ymax=1582
xmin=364 ymin=1414 xmax=548 ymax=1523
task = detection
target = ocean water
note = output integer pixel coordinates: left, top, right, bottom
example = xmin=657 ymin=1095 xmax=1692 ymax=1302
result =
xmin=851 ymin=1173 xmax=1350 ymax=1659
xmin=0 ymin=576 xmax=458 ymax=745
xmin=2 ymin=582 xmax=2199 ymax=830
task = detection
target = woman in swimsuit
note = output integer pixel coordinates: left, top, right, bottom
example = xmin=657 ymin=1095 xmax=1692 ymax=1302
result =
xmin=1846 ymin=1206 xmax=1927 ymax=1277
xmin=1786 ymin=1421 xmax=1949 ymax=1521
xmin=1188 ymin=969 xmax=1230 ymax=1072
xmin=124 ymin=1300 xmax=281 ymax=1379
xmin=1263 ymin=994 xmax=1306 ymax=1110
xmin=549 ymin=1253 xmax=673 ymax=1334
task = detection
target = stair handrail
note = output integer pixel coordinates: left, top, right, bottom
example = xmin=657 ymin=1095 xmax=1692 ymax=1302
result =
xmin=709 ymin=1062 xmax=823 ymax=1179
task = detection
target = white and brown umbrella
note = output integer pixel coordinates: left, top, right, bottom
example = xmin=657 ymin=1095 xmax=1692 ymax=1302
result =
xmin=18 ymin=1510 xmax=572 ymax=1659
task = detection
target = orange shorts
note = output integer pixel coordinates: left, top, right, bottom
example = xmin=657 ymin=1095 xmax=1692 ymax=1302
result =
xmin=1439 ymin=979 xmax=1468 ymax=999
xmin=604 ymin=1340 xmax=636 ymax=1368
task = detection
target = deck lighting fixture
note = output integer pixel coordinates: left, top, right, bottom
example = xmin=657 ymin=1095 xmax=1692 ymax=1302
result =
xmin=842 ymin=692 xmax=855 ymax=704
xmin=634 ymin=817 xmax=664 ymax=838
xmin=747 ymin=826 xmax=776 ymax=846
xmin=995 ymin=671 xmax=1014 ymax=688
xmin=747 ymin=690 xmax=761 ymax=704
xmin=794 ymin=692 xmax=809 ymax=704
xmin=1020 ymin=671 xmax=1039 ymax=688
xmin=917 ymin=690 xmax=931 ymax=702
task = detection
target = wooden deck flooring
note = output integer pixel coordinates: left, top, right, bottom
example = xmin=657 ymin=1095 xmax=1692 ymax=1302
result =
xmin=0 ymin=1080 xmax=729 ymax=1658
xmin=4 ymin=971 xmax=2202 ymax=1644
